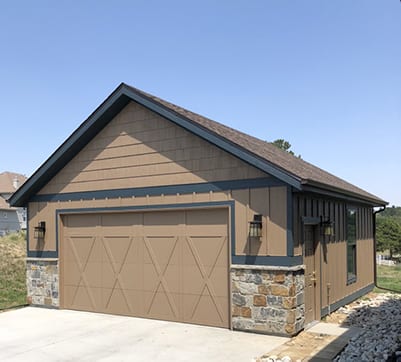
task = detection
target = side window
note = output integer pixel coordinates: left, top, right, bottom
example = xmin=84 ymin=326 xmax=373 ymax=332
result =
xmin=347 ymin=207 xmax=357 ymax=283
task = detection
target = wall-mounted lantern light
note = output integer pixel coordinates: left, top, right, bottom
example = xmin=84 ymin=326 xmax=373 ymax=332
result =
xmin=320 ymin=216 xmax=334 ymax=236
xmin=34 ymin=221 xmax=46 ymax=239
xmin=249 ymin=214 xmax=263 ymax=238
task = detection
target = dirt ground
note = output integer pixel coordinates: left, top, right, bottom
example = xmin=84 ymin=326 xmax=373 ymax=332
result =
xmin=255 ymin=297 xmax=366 ymax=362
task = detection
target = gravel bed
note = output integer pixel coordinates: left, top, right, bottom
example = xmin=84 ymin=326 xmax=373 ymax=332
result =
xmin=334 ymin=293 xmax=401 ymax=362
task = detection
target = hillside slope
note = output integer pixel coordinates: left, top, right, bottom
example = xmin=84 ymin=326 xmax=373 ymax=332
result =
xmin=0 ymin=232 xmax=27 ymax=309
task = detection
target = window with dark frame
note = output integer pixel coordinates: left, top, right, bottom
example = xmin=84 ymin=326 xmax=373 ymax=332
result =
xmin=347 ymin=207 xmax=357 ymax=283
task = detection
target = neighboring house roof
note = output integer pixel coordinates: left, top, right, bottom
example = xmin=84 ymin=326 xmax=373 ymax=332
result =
xmin=9 ymin=83 xmax=387 ymax=207
xmin=0 ymin=197 xmax=9 ymax=210
xmin=0 ymin=172 xmax=27 ymax=194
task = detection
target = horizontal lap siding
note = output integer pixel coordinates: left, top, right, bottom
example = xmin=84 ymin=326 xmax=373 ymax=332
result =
xmin=38 ymin=101 xmax=267 ymax=195
xmin=293 ymin=194 xmax=374 ymax=309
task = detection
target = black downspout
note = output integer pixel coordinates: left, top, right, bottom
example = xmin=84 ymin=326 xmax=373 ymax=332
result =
xmin=373 ymin=206 xmax=389 ymax=291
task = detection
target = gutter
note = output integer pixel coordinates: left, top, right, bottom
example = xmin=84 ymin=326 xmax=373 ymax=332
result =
xmin=372 ymin=205 xmax=398 ymax=292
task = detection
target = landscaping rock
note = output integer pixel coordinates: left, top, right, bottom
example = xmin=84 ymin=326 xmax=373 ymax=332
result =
xmin=334 ymin=293 xmax=401 ymax=362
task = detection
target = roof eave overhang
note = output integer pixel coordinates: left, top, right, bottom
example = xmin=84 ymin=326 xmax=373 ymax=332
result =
xmin=9 ymin=83 xmax=302 ymax=207
xmin=300 ymin=180 xmax=388 ymax=207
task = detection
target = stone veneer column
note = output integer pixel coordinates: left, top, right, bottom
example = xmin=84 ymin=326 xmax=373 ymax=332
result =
xmin=231 ymin=265 xmax=305 ymax=336
xmin=26 ymin=259 xmax=59 ymax=307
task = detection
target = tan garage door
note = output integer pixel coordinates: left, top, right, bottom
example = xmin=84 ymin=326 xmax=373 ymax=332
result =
xmin=61 ymin=208 xmax=229 ymax=328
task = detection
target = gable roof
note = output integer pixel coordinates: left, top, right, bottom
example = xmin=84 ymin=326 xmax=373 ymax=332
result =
xmin=9 ymin=83 xmax=387 ymax=207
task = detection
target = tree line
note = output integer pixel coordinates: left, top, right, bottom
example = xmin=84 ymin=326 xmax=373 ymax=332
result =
xmin=376 ymin=206 xmax=401 ymax=259
xmin=271 ymin=139 xmax=401 ymax=259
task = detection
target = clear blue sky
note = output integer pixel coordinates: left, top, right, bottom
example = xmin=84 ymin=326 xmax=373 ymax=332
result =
xmin=1 ymin=1 xmax=400 ymax=205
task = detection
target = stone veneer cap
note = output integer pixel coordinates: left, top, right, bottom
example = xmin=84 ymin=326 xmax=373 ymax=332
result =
xmin=231 ymin=264 xmax=305 ymax=272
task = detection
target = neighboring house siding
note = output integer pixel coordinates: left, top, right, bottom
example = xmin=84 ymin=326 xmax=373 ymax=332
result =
xmin=38 ymin=102 xmax=267 ymax=195
xmin=0 ymin=209 xmax=21 ymax=234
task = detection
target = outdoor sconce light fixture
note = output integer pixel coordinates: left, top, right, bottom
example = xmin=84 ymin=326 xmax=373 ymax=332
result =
xmin=249 ymin=214 xmax=263 ymax=238
xmin=320 ymin=216 xmax=334 ymax=236
xmin=34 ymin=221 xmax=46 ymax=239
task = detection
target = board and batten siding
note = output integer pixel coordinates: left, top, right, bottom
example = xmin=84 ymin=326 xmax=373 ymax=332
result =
xmin=38 ymin=101 xmax=267 ymax=195
xmin=293 ymin=194 xmax=374 ymax=310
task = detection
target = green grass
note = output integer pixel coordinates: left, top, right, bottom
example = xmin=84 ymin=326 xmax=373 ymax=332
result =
xmin=375 ymin=264 xmax=401 ymax=293
xmin=0 ymin=231 xmax=27 ymax=309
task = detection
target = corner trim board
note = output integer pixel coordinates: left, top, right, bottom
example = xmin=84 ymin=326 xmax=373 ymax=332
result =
xmin=286 ymin=186 xmax=294 ymax=257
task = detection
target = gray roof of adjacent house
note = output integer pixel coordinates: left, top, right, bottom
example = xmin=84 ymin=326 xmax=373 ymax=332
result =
xmin=9 ymin=83 xmax=387 ymax=207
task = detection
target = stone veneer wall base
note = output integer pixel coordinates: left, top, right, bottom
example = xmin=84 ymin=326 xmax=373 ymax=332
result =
xmin=231 ymin=264 xmax=305 ymax=336
xmin=26 ymin=259 xmax=59 ymax=307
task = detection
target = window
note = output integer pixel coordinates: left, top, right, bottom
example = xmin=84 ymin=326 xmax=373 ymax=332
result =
xmin=347 ymin=207 xmax=357 ymax=283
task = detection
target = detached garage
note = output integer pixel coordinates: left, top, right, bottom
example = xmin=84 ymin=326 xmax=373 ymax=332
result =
xmin=9 ymin=83 xmax=386 ymax=336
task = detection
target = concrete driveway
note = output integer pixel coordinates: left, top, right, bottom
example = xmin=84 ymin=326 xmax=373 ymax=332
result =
xmin=0 ymin=307 xmax=288 ymax=361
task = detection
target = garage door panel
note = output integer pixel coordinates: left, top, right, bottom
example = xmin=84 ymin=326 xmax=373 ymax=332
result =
xmin=103 ymin=236 xmax=133 ymax=264
xmin=189 ymin=294 xmax=224 ymax=327
xmin=142 ymin=264 xmax=161 ymax=292
xmin=65 ymin=236 xmax=96 ymax=264
xmin=119 ymin=262 xmax=143 ymax=290
xmin=62 ymin=208 xmax=229 ymax=328
xmin=68 ymin=285 xmax=101 ymax=311
xmin=144 ymin=211 xmax=184 ymax=227
xmin=66 ymin=214 xmax=99 ymax=228
xmin=208 ymin=266 xmax=230 ymax=297
xmin=182 ymin=293 xmax=226 ymax=328
xmin=143 ymin=236 xmax=180 ymax=267
xmin=101 ymin=212 xmax=141 ymax=227
xmin=182 ymin=266 xmax=205 ymax=295
xmin=81 ymin=262 xmax=102 ymax=288
xmin=125 ymin=237 xmax=143 ymax=264
xmin=184 ymin=236 xmax=227 ymax=267
xmin=162 ymin=265 xmax=181 ymax=294
xmin=102 ymin=287 xmax=131 ymax=315
xmin=63 ymin=261 xmax=82 ymax=286
xmin=124 ymin=289 xmax=144 ymax=314
xmin=143 ymin=291 xmax=181 ymax=320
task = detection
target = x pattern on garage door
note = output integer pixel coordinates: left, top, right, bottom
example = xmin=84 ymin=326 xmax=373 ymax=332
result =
xmin=61 ymin=209 xmax=229 ymax=328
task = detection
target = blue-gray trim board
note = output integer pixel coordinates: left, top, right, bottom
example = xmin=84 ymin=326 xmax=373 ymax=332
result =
xmin=30 ymin=177 xmax=284 ymax=203
xmin=321 ymin=283 xmax=374 ymax=317
xmin=286 ymin=186 xmax=294 ymax=257
xmin=232 ymin=255 xmax=303 ymax=267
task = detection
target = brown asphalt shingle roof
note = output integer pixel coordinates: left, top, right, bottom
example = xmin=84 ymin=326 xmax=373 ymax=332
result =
xmin=125 ymin=84 xmax=386 ymax=205
xmin=0 ymin=172 xmax=26 ymax=194
xmin=8 ymin=83 xmax=386 ymax=207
